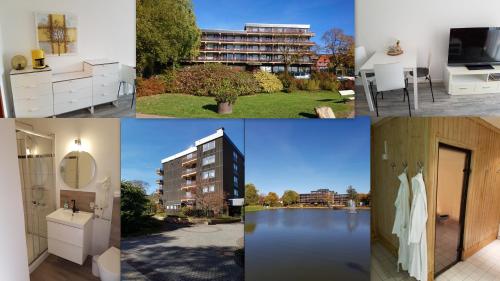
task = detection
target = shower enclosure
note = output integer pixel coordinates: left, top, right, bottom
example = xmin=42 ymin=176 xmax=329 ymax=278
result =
xmin=15 ymin=128 xmax=56 ymax=268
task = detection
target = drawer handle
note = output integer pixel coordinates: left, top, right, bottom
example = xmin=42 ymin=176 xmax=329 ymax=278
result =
xmin=27 ymin=85 xmax=37 ymax=89
xmin=27 ymin=97 xmax=37 ymax=101
xmin=69 ymin=99 xmax=78 ymax=104
xmin=101 ymin=93 xmax=107 ymax=96
xmin=69 ymin=90 xmax=74 ymax=93
xmin=459 ymin=87 xmax=467 ymax=90
xmin=483 ymin=86 xmax=490 ymax=89
xmin=29 ymin=108 xmax=39 ymax=112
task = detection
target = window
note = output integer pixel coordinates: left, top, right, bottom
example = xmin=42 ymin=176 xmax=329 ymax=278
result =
xmin=203 ymin=141 xmax=215 ymax=152
xmin=203 ymin=185 xmax=215 ymax=193
xmin=202 ymin=155 xmax=215 ymax=166
xmin=234 ymin=176 xmax=238 ymax=185
xmin=233 ymin=151 xmax=238 ymax=161
xmin=234 ymin=189 xmax=239 ymax=197
xmin=233 ymin=163 xmax=238 ymax=173
xmin=202 ymin=170 xmax=215 ymax=179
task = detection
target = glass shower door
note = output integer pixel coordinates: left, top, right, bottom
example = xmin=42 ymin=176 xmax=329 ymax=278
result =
xmin=16 ymin=130 xmax=56 ymax=265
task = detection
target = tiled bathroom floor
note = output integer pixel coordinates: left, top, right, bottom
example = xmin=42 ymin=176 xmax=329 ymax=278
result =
xmin=371 ymin=240 xmax=500 ymax=281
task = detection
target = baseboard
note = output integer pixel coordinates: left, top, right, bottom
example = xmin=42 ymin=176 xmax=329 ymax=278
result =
xmin=376 ymin=232 xmax=398 ymax=256
xmin=29 ymin=250 xmax=49 ymax=273
xmin=463 ymin=232 xmax=497 ymax=259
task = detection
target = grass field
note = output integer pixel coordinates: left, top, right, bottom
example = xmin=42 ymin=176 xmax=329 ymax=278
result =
xmin=136 ymin=91 xmax=354 ymax=118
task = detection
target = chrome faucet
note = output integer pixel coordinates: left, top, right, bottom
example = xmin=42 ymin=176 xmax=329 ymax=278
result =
xmin=71 ymin=199 xmax=79 ymax=214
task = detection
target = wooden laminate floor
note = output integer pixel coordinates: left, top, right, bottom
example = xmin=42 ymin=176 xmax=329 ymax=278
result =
xmin=56 ymin=94 xmax=135 ymax=118
xmin=30 ymin=254 xmax=99 ymax=281
xmin=355 ymin=82 xmax=500 ymax=117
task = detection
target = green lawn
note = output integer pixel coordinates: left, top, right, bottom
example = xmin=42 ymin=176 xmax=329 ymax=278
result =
xmin=244 ymin=205 xmax=265 ymax=212
xmin=136 ymin=91 xmax=354 ymax=118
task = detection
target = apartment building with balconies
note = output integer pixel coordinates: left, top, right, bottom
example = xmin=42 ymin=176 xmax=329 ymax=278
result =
xmin=192 ymin=23 xmax=315 ymax=75
xmin=299 ymin=189 xmax=335 ymax=205
xmin=156 ymin=128 xmax=244 ymax=215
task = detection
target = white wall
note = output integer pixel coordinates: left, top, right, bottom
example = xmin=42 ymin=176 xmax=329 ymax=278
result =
xmin=0 ymin=120 xmax=30 ymax=281
xmin=0 ymin=0 xmax=136 ymax=116
xmin=0 ymin=23 xmax=6 ymax=116
xmin=356 ymin=0 xmax=500 ymax=81
xmin=29 ymin=118 xmax=120 ymax=218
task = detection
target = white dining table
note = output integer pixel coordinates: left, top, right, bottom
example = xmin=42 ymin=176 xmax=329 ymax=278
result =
xmin=359 ymin=50 xmax=418 ymax=111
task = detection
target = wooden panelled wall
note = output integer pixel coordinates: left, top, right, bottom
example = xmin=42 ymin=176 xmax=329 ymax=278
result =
xmin=372 ymin=117 xmax=500 ymax=281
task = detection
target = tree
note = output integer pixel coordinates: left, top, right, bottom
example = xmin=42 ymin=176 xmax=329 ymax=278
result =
xmin=136 ymin=0 xmax=201 ymax=77
xmin=195 ymin=188 xmax=226 ymax=217
xmin=282 ymin=190 xmax=299 ymax=206
xmin=121 ymin=181 xmax=150 ymax=226
xmin=264 ymin=192 xmax=280 ymax=207
xmin=346 ymin=185 xmax=358 ymax=200
xmin=276 ymin=43 xmax=310 ymax=76
xmin=321 ymin=28 xmax=354 ymax=73
xmin=245 ymin=183 xmax=259 ymax=205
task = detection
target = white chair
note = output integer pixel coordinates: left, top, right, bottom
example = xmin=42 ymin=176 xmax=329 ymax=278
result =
xmin=355 ymin=46 xmax=378 ymax=100
xmin=406 ymin=51 xmax=434 ymax=102
xmin=373 ymin=62 xmax=411 ymax=116
xmin=118 ymin=65 xmax=136 ymax=109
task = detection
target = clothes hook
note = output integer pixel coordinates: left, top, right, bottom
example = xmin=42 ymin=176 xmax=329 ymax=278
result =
xmin=391 ymin=162 xmax=396 ymax=171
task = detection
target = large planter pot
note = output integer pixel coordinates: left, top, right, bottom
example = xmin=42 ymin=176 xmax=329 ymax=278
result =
xmin=217 ymin=102 xmax=233 ymax=114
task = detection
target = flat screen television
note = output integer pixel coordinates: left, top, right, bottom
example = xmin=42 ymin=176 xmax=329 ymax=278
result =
xmin=448 ymin=27 xmax=500 ymax=69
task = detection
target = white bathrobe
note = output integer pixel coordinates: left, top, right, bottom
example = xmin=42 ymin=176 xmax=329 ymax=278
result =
xmin=408 ymin=172 xmax=428 ymax=281
xmin=392 ymin=172 xmax=410 ymax=271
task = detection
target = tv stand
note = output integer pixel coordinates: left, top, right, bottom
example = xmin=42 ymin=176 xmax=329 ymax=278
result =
xmin=444 ymin=65 xmax=500 ymax=95
xmin=465 ymin=64 xmax=494 ymax=70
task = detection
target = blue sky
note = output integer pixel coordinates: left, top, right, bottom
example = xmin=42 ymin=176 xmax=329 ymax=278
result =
xmin=192 ymin=0 xmax=354 ymax=45
xmin=245 ymin=118 xmax=370 ymax=196
xmin=121 ymin=119 xmax=244 ymax=194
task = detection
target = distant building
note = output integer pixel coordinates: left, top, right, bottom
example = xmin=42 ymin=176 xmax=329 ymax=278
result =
xmin=156 ymin=128 xmax=244 ymax=216
xmin=192 ymin=23 xmax=315 ymax=75
xmin=334 ymin=194 xmax=350 ymax=206
xmin=313 ymin=55 xmax=331 ymax=71
xmin=299 ymin=189 xmax=335 ymax=205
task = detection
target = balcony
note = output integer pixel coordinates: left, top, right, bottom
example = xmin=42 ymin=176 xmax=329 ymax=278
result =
xmin=158 ymin=188 xmax=164 ymax=195
xmin=200 ymin=37 xmax=315 ymax=46
xmin=181 ymin=193 xmax=195 ymax=202
xmin=156 ymin=179 xmax=163 ymax=186
xmin=182 ymin=153 xmax=197 ymax=167
xmin=181 ymin=180 xmax=197 ymax=190
xmin=199 ymin=48 xmax=313 ymax=55
xmin=193 ymin=57 xmax=313 ymax=65
xmin=181 ymin=168 xmax=197 ymax=178
xmin=156 ymin=168 xmax=164 ymax=176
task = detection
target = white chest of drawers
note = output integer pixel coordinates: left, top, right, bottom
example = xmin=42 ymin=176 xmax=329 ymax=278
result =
xmin=84 ymin=59 xmax=120 ymax=108
xmin=10 ymin=59 xmax=121 ymax=117
xmin=10 ymin=67 xmax=54 ymax=118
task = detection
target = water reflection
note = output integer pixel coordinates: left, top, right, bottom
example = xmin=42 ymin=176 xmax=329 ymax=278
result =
xmin=245 ymin=209 xmax=370 ymax=281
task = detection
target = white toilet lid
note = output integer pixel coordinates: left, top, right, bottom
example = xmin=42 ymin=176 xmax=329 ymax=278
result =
xmin=98 ymin=246 xmax=120 ymax=274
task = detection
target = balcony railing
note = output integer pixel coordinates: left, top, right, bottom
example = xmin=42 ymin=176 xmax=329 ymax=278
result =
xmin=156 ymin=168 xmax=164 ymax=176
xmin=200 ymin=48 xmax=313 ymax=55
xmin=181 ymin=180 xmax=197 ymax=190
xmin=181 ymin=168 xmax=197 ymax=178
xmin=182 ymin=153 xmax=197 ymax=166
xmin=156 ymin=179 xmax=163 ymax=186
xmin=201 ymin=37 xmax=315 ymax=45
xmin=181 ymin=193 xmax=195 ymax=201
xmin=194 ymin=57 xmax=313 ymax=64
xmin=158 ymin=188 xmax=164 ymax=195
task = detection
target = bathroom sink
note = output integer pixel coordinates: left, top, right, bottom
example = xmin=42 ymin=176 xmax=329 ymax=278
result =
xmin=46 ymin=208 xmax=93 ymax=229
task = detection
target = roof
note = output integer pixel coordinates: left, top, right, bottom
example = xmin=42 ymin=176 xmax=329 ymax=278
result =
xmin=245 ymin=23 xmax=310 ymax=29
xmin=161 ymin=128 xmax=244 ymax=163
xmin=201 ymin=29 xmax=248 ymax=34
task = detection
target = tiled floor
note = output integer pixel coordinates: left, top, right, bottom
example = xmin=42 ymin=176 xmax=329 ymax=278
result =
xmin=435 ymin=219 xmax=460 ymax=274
xmin=371 ymin=240 xmax=500 ymax=281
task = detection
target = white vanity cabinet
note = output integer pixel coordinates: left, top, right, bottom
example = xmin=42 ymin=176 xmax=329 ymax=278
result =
xmin=46 ymin=208 xmax=93 ymax=265
xmin=84 ymin=59 xmax=120 ymax=107
xmin=52 ymin=73 xmax=93 ymax=115
xmin=10 ymin=67 xmax=54 ymax=117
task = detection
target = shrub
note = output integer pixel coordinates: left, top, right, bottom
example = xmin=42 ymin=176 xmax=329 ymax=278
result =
xmin=305 ymin=79 xmax=321 ymax=91
xmin=311 ymin=71 xmax=340 ymax=91
xmin=277 ymin=73 xmax=297 ymax=93
xmin=136 ymin=76 xmax=166 ymax=97
xmin=121 ymin=181 xmax=150 ymax=235
xmin=213 ymin=78 xmax=239 ymax=104
xmin=232 ymin=71 xmax=261 ymax=96
xmin=254 ymin=71 xmax=283 ymax=93
xmin=173 ymin=64 xmax=259 ymax=96
xmin=158 ymin=70 xmax=176 ymax=93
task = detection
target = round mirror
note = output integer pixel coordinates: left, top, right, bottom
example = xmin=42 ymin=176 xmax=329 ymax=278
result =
xmin=60 ymin=151 xmax=96 ymax=189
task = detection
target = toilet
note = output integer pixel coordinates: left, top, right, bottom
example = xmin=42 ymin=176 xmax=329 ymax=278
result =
xmin=92 ymin=247 xmax=120 ymax=281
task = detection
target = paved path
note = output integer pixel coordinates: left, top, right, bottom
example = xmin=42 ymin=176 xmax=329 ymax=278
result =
xmin=122 ymin=223 xmax=244 ymax=281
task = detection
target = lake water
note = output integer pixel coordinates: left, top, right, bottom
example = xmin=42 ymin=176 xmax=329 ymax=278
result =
xmin=245 ymin=209 xmax=370 ymax=281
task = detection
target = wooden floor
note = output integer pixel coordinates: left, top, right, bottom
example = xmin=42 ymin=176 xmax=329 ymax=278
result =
xmin=355 ymin=82 xmax=500 ymax=117
xmin=30 ymin=254 xmax=99 ymax=281
xmin=57 ymin=94 xmax=135 ymax=118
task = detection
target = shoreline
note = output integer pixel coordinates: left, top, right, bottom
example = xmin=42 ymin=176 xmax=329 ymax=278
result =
xmin=245 ymin=205 xmax=371 ymax=212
